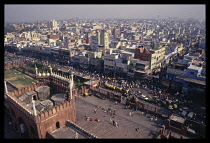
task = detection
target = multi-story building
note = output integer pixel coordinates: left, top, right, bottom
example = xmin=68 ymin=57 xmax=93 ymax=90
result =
xmin=150 ymin=45 xmax=166 ymax=73
xmin=50 ymin=47 xmax=70 ymax=65
xmin=104 ymin=51 xmax=119 ymax=73
xmin=47 ymin=19 xmax=59 ymax=30
xmin=134 ymin=45 xmax=166 ymax=73
xmin=90 ymin=34 xmax=98 ymax=50
xmin=97 ymin=30 xmax=109 ymax=49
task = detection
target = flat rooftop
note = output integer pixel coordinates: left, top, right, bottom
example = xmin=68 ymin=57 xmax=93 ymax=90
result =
xmin=188 ymin=64 xmax=201 ymax=70
xmin=183 ymin=77 xmax=206 ymax=86
xmin=169 ymin=114 xmax=186 ymax=124
xmin=83 ymin=80 xmax=99 ymax=86
xmin=136 ymin=60 xmax=150 ymax=65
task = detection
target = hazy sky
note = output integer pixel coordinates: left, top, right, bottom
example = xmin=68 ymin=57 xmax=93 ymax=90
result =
xmin=5 ymin=4 xmax=205 ymax=23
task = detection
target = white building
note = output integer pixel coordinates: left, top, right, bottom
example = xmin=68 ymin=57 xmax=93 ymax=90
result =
xmin=104 ymin=53 xmax=119 ymax=72
xmin=47 ymin=19 xmax=59 ymax=30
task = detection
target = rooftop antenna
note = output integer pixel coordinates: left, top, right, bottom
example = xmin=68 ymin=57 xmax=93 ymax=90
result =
xmin=157 ymin=8 xmax=160 ymax=20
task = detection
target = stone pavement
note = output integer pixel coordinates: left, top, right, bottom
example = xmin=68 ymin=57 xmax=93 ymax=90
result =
xmin=51 ymin=126 xmax=86 ymax=139
xmin=75 ymin=95 xmax=166 ymax=138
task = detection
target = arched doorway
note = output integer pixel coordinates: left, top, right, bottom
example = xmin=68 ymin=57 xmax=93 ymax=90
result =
xmin=30 ymin=126 xmax=36 ymax=138
xmin=18 ymin=117 xmax=29 ymax=137
xmin=11 ymin=109 xmax=16 ymax=118
xmin=56 ymin=121 xmax=60 ymax=129
xmin=14 ymin=123 xmax=18 ymax=132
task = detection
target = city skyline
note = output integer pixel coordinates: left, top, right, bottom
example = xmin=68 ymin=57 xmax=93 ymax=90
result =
xmin=5 ymin=4 xmax=205 ymax=23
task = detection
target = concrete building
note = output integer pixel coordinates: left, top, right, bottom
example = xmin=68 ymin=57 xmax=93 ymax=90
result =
xmin=150 ymin=45 xmax=166 ymax=73
xmin=134 ymin=45 xmax=166 ymax=73
xmin=156 ymin=114 xmax=205 ymax=139
xmin=104 ymin=53 xmax=119 ymax=73
xmin=90 ymin=34 xmax=98 ymax=50
xmin=97 ymin=30 xmax=109 ymax=49
xmin=47 ymin=19 xmax=59 ymax=30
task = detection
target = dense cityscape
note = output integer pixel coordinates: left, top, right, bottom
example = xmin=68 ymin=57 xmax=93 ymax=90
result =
xmin=4 ymin=5 xmax=206 ymax=139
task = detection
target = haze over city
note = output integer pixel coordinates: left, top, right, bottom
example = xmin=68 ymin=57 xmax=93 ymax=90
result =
xmin=5 ymin=4 xmax=205 ymax=23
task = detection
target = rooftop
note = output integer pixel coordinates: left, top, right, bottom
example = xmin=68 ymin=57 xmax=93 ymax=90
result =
xmin=51 ymin=93 xmax=67 ymax=102
xmin=183 ymin=77 xmax=206 ymax=86
xmin=83 ymin=80 xmax=99 ymax=86
xmin=169 ymin=114 xmax=186 ymax=124
xmin=164 ymin=129 xmax=190 ymax=139
xmin=35 ymin=86 xmax=50 ymax=92
xmin=136 ymin=60 xmax=150 ymax=65
xmin=188 ymin=64 xmax=201 ymax=70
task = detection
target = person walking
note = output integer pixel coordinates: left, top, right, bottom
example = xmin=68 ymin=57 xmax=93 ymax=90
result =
xmin=131 ymin=111 xmax=134 ymax=116
xmin=113 ymin=120 xmax=115 ymax=126
xmin=94 ymin=109 xmax=97 ymax=114
xmin=110 ymin=117 xmax=112 ymax=122
xmin=115 ymin=121 xmax=118 ymax=127
xmin=113 ymin=109 xmax=116 ymax=115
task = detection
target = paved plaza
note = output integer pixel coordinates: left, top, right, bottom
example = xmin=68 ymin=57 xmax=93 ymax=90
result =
xmin=75 ymin=95 xmax=167 ymax=138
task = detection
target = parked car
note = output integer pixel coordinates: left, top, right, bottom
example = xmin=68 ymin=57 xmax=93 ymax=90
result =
xmin=187 ymin=112 xmax=194 ymax=120
xmin=181 ymin=111 xmax=188 ymax=118
xmin=168 ymin=105 xmax=173 ymax=110
xmin=94 ymin=93 xmax=106 ymax=100
xmin=161 ymin=114 xmax=169 ymax=119
xmin=84 ymin=92 xmax=89 ymax=97
xmin=165 ymin=99 xmax=173 ymax=105
xmin=187 ymin=128 xmax=196 ymax=136
xmin=160 ymin=101 xmax=167 ymax=107
xmin=179 ymin=107 xmax=189 ymax=112
xmin=173 ymin=104 xmax=178 ymax=109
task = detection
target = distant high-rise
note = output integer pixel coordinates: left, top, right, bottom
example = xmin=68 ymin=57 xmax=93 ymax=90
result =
xmin=47 ymin=19 xmax=59 ymax=30
xmin=37 ymin=20 xmax=40 ymax=26
xmin=37 ymin=20 xmax=40 ymax=30
xmin=90 ymin=34 xmax=98 ymax=50
xmin=98 ymin=29 xmax=109 ymax=49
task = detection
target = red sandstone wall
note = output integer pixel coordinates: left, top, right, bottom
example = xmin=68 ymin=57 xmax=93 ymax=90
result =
xmin=8 ymin=100 xmax=38 ymax=138
xmin=35 ymin=98 xmax=76 ymax=138
xmin=7 ymin=82 xmax=77 ymax=139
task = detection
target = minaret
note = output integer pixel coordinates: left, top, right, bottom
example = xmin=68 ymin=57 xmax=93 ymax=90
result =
xmin=35 ymin=64 xmax=38 ymax=77
xmin=4 ymin=80 xmax=8 ymax=95
xmin=32 ymin=100 xmax=37 ymax=116
xmin=69 ymin=74 xmax=74 ymax=100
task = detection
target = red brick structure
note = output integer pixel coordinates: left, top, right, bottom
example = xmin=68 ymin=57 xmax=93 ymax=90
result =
xmin=6 ymin=69 xmax=77 ymax=139
xmin=134 ymin=46 xmax=151 ymax=60
xmin=47 ymin=34 xmax=61 ymax=39
xmin=4 ymin=61 xmax=25 ymax=70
